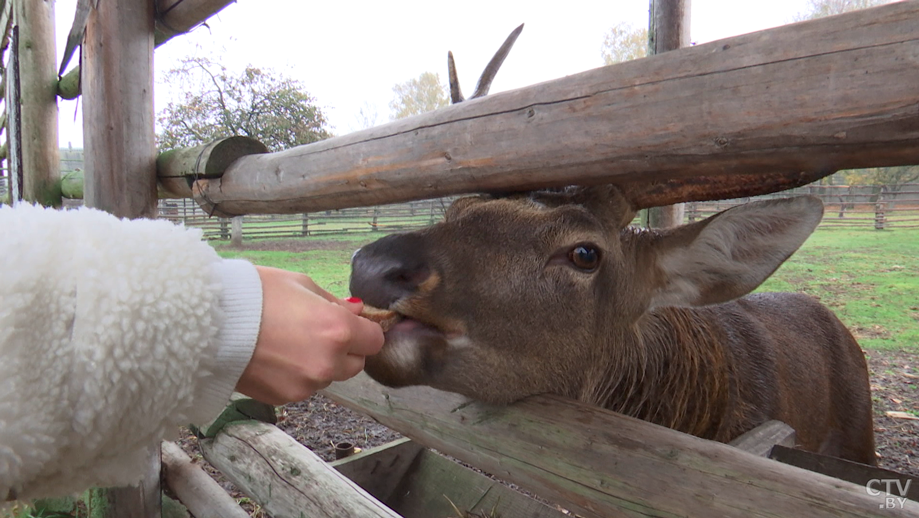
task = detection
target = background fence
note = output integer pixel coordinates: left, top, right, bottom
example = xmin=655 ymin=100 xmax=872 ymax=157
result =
xmin=2 ymin=176 xmax=917 ymax=237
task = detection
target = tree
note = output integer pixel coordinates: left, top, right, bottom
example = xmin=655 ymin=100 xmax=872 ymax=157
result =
xmin=600 ymin=22 xmax=648 ymax=66
xmin=157 ymin=56 xmax=332 ymax=152
xmin=793 ymin=0 xmax=891 ymax=21
xmin=389 ymin=72 xmax=449 ymax=120
xmin=842 ymin=166 xmax=919 ymax=192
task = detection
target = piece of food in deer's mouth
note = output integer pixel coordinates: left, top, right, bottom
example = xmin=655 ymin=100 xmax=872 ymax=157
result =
xmin=360 ymin=306 xmax=401 ymax=332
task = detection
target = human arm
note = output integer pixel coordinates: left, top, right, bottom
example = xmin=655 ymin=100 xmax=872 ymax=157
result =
xmin=0 ymin=204 xmax=382 ymax=501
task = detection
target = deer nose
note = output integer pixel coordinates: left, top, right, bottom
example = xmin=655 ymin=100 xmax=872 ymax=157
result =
xmin=350 ymin=234 xmax=432 ymax=308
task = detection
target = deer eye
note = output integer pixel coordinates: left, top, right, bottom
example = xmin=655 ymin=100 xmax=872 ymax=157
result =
xmin=568 ymin=244 xmax=601 ymax=272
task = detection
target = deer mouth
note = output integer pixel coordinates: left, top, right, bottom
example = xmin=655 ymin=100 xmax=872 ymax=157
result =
xmin=360 ymin=305 xmax=454 ymax=340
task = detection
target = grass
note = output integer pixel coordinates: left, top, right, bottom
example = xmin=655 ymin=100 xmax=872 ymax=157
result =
xmin=218 ymin=227 xmax=919 ymax=351
xmin=757 ymin=227 xmax=919 ymax=350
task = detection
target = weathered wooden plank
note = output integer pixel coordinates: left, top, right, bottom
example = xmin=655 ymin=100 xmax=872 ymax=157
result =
xmin=331 ymin=438 xmax=424 ymax=504
xmin=161 ymin=441 xmax=249 ymax=518
xmin=333 ymin=438 xmax=569 ymax=518
xmin=770 ymin=445 xmax=919 ymax=502
xmin=82 ymin=0 xmax=157 ymax=218
xmin=194 ymin=1 xmax=919 ymax=216
xmin=16 ymin=0 xmax=61 ymax=207
xmin=200 ymin=421 xmax=401 ymax=518
xmin=323 ymin=374 xmax=918 ymax=518
xmin=728 ymin=419 xmax=796 ymax=457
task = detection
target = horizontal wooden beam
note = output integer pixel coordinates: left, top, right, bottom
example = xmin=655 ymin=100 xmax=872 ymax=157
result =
xmin=194 ymin=0 xmax=919 ymax=216
xmin=59 ymin=137 xmax=268 ymax=200
xmin=323 ymin=374 xmax=915 ymax=518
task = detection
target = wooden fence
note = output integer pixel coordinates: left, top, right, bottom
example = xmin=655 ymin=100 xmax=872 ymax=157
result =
xmin=156 ymin=197 xmax=455 ymax=240
xmin=685 ymin=183 xmax=919 ymax=230
xmin=7 ymin=177 xmax=919 ymax=237
xmin=169 ymin=183 xmax=918 ymax=241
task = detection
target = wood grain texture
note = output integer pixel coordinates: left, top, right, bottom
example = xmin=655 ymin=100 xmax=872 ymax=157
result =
xmin=323 ymin=374 xmax=918 ymax=518
xmin=16 ymin=0 xmax=60 ymax=207
xmin=161 ymin=441 xmax=249 ymax=518
xmin=82 ymin=0 xmax=157 ymax=218
xmin=332 ymin=438 xmax=569 ymax=518
xmin=200 ymin=421 xmax=401 ymax=518
xmin=58 ymin=0 xmax=235 ymax=98
xmin=194 ymin=1 xmax=919 ymax=216
xmin=646 ymin=0 xmax=689 ymax=228
xmin=728 ymin=420 xmax=796 ymax=457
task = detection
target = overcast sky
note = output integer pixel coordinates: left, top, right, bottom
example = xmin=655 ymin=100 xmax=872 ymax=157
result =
xmin=52 ymin=0 xmax=816 ymax=148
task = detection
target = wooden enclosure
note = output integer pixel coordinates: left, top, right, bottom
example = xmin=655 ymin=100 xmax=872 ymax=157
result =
xmin=2 ymin=0 xmax=919 ymax=517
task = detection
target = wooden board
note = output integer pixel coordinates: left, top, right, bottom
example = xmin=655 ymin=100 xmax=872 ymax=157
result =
xmin=770 ymin=445 xmax=919 ymax=502
xmin=728 ymin=419 xmax=796 ymax=457
xmin=333 ymin=438 xmax=569 ymax=518
xmin=194 ymin=1 xmax=919 ymax=216
xmin=323 ymin=374 xmax=919 ymax=518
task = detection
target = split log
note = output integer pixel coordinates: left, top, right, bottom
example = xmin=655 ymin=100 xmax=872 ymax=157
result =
xmin=194 ymin=1 xmax=919 ymax=216
xmin=160 ymin=441 xmax=248 ymax=518
xmin=58 ymin=137 xmax=268 ymax=200
xmin=199 ymin=421 xmax=401 ymax=518
xmin=323 ymin=374 xmax=917 ymax=518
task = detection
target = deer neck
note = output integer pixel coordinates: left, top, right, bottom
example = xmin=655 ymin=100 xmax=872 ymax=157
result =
xmin=585 ymin=307 xmax=745 ymax=441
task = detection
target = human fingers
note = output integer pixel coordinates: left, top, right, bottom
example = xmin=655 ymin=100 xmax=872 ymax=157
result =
xmin=334 ymin=304 xmax=385 ymax=357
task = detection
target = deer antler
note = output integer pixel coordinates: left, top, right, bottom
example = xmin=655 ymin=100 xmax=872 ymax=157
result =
xmin=449 ymin=23 xmax=524 ymax=104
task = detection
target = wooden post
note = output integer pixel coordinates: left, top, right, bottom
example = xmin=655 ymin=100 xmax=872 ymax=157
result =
xmin=81 ymin=0 xmax=160 ymax=515
xmin=301 ymin=213 xmax=309 ymax=236
xmin=646 ymin=0 xmax=690 ymax=228
xmin=5 ymin=23 xmax=21 ymax=204
xmin=82 ymin=0 xmax=157 ymax=219
xmin=14 ymin=0 xmax=60 ymax=207
xmin=57 ymin=0 xmax=235 ymax=100
xmin=230 ymin=215 xmax=242 ymax=246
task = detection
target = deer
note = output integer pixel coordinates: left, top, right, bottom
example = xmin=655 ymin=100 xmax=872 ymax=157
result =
xmin=348 ymin=26 xmax=876 ymax=465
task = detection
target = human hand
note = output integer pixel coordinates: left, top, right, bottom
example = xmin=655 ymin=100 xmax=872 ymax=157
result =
xmin=235 ymin=266 xmax=385 ymax=405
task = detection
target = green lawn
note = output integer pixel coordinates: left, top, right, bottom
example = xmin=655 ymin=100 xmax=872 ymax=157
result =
xmin=218 ymin=227 xmax=919 ymax=351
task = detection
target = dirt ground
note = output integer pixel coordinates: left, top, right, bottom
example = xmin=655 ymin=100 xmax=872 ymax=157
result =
xmin=176 ymin=347 xmax=917 ymax=515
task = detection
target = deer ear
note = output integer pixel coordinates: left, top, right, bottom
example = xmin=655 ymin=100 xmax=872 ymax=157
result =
xmin=648 ymin=196 xmax=823 ymax=309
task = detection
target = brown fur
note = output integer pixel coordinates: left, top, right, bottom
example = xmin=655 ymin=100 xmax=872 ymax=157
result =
xmin=350 ymin=187 xmax=875 ymax=464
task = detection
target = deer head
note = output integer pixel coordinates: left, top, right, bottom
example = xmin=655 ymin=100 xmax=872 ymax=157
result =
xmin=349 ymin=186 xmax=824 ymax=404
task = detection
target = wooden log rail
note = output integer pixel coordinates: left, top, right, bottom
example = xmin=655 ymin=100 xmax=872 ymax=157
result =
xmin=191 ymin=0 xmax=919 ymax=217
xmin=322 ymin=374 xmax=919 ymax=518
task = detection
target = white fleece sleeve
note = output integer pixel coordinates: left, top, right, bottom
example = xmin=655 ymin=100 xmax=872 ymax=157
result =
xmin=0 ymin=204 xmax=262 ymax=501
